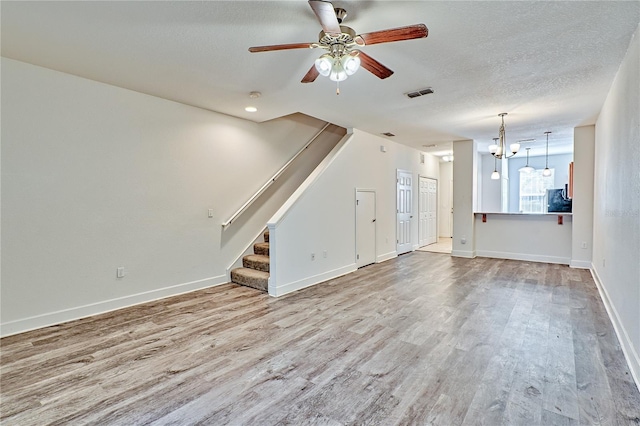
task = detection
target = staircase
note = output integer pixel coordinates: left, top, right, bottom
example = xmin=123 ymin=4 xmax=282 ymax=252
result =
xmin=230 ymin=230 xmax=270 ymax=292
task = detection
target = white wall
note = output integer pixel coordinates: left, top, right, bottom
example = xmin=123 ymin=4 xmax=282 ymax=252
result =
xmin=475 ymin=214 xmax=572 ymax=264
xmin=267 ymin=129 xmax=440 ymax=296
xmin=593 ymin=26 xmax=640 ymax=387
xmin=571 ymin=125 xmax=595 ymax=268
xmin=1 ymin=58 xmax=340 ymax=336
xmin=452 ymin=139 xmax=476 ymax=257
xmin=438 ymin=161 xmax=453 ymax=238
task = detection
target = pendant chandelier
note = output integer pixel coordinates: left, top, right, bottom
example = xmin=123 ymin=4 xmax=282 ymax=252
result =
xmin=518 ymin=148 xmax=535 ymax=173
xmin=542 ymin=131 xmax=552 ymax=177
xmin=489 ymin=113 xmax=520 ymax=159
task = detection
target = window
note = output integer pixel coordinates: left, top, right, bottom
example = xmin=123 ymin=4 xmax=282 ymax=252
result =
xmin=519 ymin=169 xmax=554 ymax=213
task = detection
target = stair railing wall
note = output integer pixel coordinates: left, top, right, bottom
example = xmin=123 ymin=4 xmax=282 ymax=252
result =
xmin=267 ymin=131 xmax=354 ymax=295
xmin=222 ymin=122 xmax=331 ymax=229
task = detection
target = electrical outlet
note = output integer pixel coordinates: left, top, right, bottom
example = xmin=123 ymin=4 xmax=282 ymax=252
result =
xmin=116 ymin=267 xmax=125 ymax=278
xmin=311 ymin=253 xmax=315 ymax=261
xmin=581 ymin=242 xmax=587 ymax=249
xmin=323 ymin=250 xmax=327 ymax=258
xmin=208 ymin=209 xmax=214 ymax=218
xmin=461 ymin=235 xmax=467 ymax=245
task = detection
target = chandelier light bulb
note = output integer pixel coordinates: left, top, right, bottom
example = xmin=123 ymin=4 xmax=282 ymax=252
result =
xmin=542 ymin=167 xmax=552 ymax=177
xmin=315 ymin=54 xmax=333 ymax=77
xmin=329 ymin=59 xmax=347 ymax=82
xmin=343 ymin=54 xmax=360 ymax=76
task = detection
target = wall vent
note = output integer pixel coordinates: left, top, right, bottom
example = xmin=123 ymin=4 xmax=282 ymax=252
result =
xmin=382 ymin=132 xmax=395 ymax=137
xmin=406 ymin=87 xmax=434 ymax=99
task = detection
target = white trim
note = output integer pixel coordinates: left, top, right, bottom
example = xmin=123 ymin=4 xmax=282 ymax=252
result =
xmin=271 ymin=264 xmax=356 ymax=297
xmin=590 ymin=266 xmax=640 ymax=393
xmin=475 ymin=250 xmax=570 ymax=265
xmin=569 ymin=259 xmax=591 ymax=269
xmin=451 ymin=249 xmax=476 ymax=258
xmin=377 ymin=251 xmax=398 ymax=263
xmin=0 ymin=274 xmax=227 ymax=338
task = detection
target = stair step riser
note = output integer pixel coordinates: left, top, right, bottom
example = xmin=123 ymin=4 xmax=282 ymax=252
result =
xmin=243 ymin=257 xmax=269 ymax=272
xmin=231 ymin=270 xmax=268 ymax=292
xmin=254 ymin=243 xmax=269 ymax=256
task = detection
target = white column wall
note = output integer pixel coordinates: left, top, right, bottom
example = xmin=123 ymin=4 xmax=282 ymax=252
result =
xmin=452 ymin=139 xmax=476 ymax=258
xmin=570 ymin=125 xmax=595 ymax=268
xmin=593 ymin=26 xmax=640 ymax=387
xmin=438 ymin=161 xmax=453 ymax=238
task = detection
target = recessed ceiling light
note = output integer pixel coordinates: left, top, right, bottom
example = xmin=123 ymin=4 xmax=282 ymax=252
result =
xmin=245 ymin=106 xmax=257 ymax=112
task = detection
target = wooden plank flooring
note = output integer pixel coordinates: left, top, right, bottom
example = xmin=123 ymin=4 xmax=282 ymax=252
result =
xmin=2 ymin=253 xmax=639 ymax=425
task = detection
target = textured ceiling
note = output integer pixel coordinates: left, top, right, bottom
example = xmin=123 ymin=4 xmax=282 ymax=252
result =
xmin=2 ymin=1 xmax=639 ymax=158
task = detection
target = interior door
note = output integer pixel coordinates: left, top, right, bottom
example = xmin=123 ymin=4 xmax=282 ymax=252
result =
xmin=397 ymin=170 xmax=413 ymax=254
xmin=356 ymin=190 xmax=376 ymax=268
xmin=427 ymin=178 xmax=437 ymax=245
xmin=419 ymin=176 xmax=438 ymax=247
xmin=419 ymin=177 xmax=429 ymax=247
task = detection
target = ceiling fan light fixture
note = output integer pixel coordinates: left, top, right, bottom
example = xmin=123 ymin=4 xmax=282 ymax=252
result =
xmin=329 ymin=59 xmax=347 ymax=82
xmin=343 ymin=53 xmax=360 ymax=76
xmin=314 ymin=54 xmax=333 ymax=76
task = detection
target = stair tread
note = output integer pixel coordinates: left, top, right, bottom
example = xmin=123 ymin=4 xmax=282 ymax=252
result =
xmin=253 ymin=242 xmax=270 ymax=256
xmin=231 ymin=267 xmax=269 ymax=292
xmin=244 ymin=254 xmax=270 ymax=263
xmin=231 ymin=267 xmax=269 ymax=278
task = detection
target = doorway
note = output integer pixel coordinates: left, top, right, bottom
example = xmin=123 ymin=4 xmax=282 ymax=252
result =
xmin=396 ymin=170 xmax=413 ymax=255
xmin=356 ymin=190 xmax=376 ymax=268
xmin=419 ymin=176 xmax=437 ymax=247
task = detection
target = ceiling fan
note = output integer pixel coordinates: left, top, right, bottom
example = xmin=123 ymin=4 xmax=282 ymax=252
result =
xmin=248 ymin=0 xmax=428 ymax=91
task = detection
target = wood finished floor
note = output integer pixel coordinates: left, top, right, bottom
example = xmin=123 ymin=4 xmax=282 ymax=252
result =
xmin=2 ymin=253 xmax=639 ymax=425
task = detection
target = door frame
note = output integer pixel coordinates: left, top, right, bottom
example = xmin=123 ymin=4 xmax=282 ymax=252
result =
xmin=355 ymin=188 xmax=377 ymax=267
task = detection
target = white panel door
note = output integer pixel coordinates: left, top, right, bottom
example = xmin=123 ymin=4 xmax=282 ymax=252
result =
xmin=419 ymin=177 xmax=438 ymax=247
xmin=397 ymin=170 xmax=413 ymax=255
xmin=419 ymin=177 xmax=429 ymax=247
xmin=427 ymin=178 xmax=438 ymax=245
xmin=356 ymin=191 xmax=376 ymax=268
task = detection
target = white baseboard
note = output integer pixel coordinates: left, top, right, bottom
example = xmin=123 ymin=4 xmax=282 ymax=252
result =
xmin=0 ymin=274 xmax=228 ymax=338
xmin=451 ymin=249 xmax=475 ymax=258
xmin=569 ymin=259 xmax=591 ymax=269
xmin=270 ymin=264 xmax=357 ymax=297
xmin=590 ymin=266 xmax=640 ymax=393
xmin=475 ymin=250 xmax=570 ymax=265
xmin=376 ymin=251 xmax=397 ymax=263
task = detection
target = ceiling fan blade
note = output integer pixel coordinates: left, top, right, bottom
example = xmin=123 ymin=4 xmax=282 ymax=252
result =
xmin=301 ymin=64 xmax=320 ymax=83
xmin=356 ymin=51 xmax=394 ymax=79
xmin=356 ymin=24 xmax=428 ymax=46
xmin=308 ymin=0 xmax=342 ymax=36
xmin=248 ymin=42 xmax=313 ymax=53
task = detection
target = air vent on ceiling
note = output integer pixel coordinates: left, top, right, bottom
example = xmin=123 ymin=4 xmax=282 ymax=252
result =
xmin=406 ymin=87 xmax=434 ymax=99
xmin=382 ymin=132 xmax=395 ymax=137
